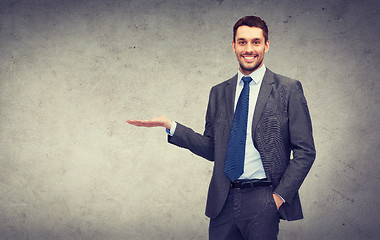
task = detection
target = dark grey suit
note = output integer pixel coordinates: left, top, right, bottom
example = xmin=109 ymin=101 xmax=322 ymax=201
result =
xmin=168 ymin=68 xmax=315 ymax=221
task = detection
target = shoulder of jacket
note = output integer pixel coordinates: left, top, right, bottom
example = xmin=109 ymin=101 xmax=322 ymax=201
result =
xmin=269 ymin=69 xmax=300 ymax=86
xmin=211 ymin=74 xmax=237 ymax=89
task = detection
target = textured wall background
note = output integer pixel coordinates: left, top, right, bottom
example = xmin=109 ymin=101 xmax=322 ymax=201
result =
xmin=0 ymin=0 xmax=379 ymax=239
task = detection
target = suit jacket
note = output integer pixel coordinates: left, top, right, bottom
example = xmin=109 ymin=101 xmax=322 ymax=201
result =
xmin=168 ymin=68 xmax=316 ymax=221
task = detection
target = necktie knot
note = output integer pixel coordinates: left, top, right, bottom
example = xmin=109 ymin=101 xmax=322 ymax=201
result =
xmin=242 ymin=76 xmax=253 ymax=84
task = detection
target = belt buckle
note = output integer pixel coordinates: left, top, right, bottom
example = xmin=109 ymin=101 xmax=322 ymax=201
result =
xmin=240 ymin=181 xmax=251 ymax=189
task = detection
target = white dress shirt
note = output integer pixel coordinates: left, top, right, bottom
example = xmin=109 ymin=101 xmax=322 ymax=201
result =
xmin=235 ymin=65 xmax=267 ymax=180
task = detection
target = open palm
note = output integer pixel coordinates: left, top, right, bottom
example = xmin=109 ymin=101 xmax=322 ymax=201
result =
xmin=127 ymin=116 xmax=171 ymax=129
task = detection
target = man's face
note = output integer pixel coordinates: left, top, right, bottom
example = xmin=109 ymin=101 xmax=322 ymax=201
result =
xmin=232 ymin=26 xmax=269 ymax=75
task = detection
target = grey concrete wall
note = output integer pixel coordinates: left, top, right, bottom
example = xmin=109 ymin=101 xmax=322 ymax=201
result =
xmin=0 ymin=0 xmax=379 ymax=239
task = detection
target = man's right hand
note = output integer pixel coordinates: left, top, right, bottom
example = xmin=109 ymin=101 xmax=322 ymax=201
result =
xmin=127 ymin=116 xmax=172 ymax=129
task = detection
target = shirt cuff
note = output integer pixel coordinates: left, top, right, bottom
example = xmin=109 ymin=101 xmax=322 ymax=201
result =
xmin=165 ymin=121 xmax=177 ymax=136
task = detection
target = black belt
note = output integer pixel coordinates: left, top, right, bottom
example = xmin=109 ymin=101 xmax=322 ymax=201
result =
xmin=230 ymin=178 xmax=272 ymax=189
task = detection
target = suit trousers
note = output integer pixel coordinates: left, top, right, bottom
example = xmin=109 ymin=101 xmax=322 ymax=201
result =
xmin=209 ymin=186 xmax=279 ymax=240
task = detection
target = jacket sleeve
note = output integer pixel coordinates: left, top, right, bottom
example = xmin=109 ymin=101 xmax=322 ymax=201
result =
xmin=274 ymin=80 xmax=316 ymax=203
xmin=167 ymin=87 xmax=216 ymax=161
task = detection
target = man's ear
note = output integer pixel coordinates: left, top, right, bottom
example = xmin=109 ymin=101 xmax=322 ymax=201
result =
xmin=265 ymin=40 xmax=270 ymax=53
xmin=232 ymin=40 xmax=236 ymax=53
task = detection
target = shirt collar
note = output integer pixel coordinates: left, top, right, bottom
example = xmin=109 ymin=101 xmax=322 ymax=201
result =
xmin=237 ymin=64 xmax=266 ymax=85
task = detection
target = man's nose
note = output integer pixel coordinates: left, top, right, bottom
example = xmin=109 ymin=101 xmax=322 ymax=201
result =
xmin=245 ymin=43 xmax=254 ymax=53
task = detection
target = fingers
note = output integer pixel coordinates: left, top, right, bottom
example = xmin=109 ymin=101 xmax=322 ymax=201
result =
xmin=127 ymin=120 xmax=154 ymax=127
xmin=126 ymin=119 xmax=164 ymax=127
xmin=126 ymin=116 xmax=170 ymax=128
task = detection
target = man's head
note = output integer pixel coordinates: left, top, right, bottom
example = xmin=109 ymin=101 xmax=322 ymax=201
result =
xmin=232 ymin=16 xmax=269 ymax=75
xmin=233 ymin=16 xmax=268 ymax=43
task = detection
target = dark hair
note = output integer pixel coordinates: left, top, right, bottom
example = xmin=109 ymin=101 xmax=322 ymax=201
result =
xmin=233 ymin=16 xmax=269 ymax=42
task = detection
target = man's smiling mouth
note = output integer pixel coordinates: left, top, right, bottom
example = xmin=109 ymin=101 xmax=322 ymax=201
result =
xmin=243 ymin=55 xmax=257 ymax=62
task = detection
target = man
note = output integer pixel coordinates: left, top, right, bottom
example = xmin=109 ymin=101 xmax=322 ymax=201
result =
xmin=127 ymin=16 xmax=316 ymax=240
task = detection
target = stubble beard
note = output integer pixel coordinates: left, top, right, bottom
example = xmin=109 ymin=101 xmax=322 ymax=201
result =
xmin=239 ymin=58 xmax=263 ymax=75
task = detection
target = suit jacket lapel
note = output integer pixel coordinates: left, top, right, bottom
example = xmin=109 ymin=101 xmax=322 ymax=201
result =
xmin=225 ymin=74 xmax=238 ymax=130
xmin=252 ymin=69 xmax=275 ymax=137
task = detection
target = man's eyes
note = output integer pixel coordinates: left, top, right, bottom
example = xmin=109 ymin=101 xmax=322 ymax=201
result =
xmin=238 ymin=41 xmax=260 ymax=45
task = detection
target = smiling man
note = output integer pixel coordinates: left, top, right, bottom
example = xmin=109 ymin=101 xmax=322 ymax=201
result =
xmin=127 ymin=16 xmax=316 ymax=240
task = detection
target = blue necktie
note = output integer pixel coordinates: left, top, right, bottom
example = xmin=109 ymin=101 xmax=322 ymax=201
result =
xmin=224 ymin=76 xmax=253 ymax=182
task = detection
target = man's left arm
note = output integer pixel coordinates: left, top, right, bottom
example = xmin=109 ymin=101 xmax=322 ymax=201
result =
xmin=274 ymin=80 xmax=316 ymax=204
